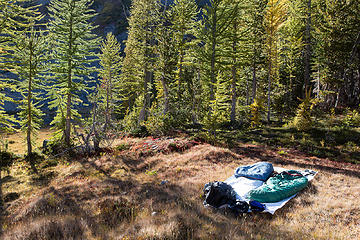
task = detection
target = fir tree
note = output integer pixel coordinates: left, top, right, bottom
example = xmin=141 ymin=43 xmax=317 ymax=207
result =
xmin=246 ymin=0 xmax=266 ymax=104
xmin=263 ymin=0 xmax=287 ymax=122
xmin=151 ymin=2 xmax=177 ymax=117
xmin=170 ymin=0 xmax=199 ymax=101
xmin=222 ymin=0 xmax=250 ymax=123
xmin=47 ymin=0 xmax=99 ymax=146
xmin=121 ymin=0 xmax=160 ymax=124
xmin=0 ymin=0 xmax=40 ymax=132
xmin=198 ymin=0 xmax=238 ymax=120
xmin=98 ymin=32 xmax=122 ymax=129
xmin=13 ymin=26 xmax=47 ymax=156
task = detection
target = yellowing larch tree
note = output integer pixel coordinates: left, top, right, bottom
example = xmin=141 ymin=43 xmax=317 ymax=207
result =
xmin=263 ymin=0 xmax=287 ymax=122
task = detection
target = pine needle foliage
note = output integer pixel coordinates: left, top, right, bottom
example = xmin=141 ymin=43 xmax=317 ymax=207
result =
xmin=47 ymin=0 xmax=100 ymax=146
xmin=13 ymin=26 xmax=48 ymax=155
xmin=98 ymin=32 xmax=122 ymax=128
xmin=120 ymin=0 xmax=160 ymax=124
xmin=291 ymin=88 xmax=316 ymax=131
xmin=169 ymin=0 xmax=199 ymax=100
xmin=203 ymin=74 xmax=229 ymax=139
xmin=199 ymin=0 xmax=238 ymax=104
xmin=154 ymin=3 xmax=177 ymax=116
xmin=250 ymin=98 xmax=265 ymax=128
xmin=263 ymin=0 xmax=287 ymax=122
xmin=0 ymin=0 xmax=41 ymax=133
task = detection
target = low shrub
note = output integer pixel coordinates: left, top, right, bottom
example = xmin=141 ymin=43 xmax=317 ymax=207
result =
xmin=343 ymin=108 xmax=360 ymax=127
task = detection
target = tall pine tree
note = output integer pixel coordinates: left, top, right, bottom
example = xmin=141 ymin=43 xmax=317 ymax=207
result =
xmin=121 ymin=0 xmax=160 ymax=124
xmin=47 ymin=0 xmax=99 ymax=146
xmin=198 ymin=0 xmax=238 ymax=116
xmin=263 ymin=0 xmax=287 ymax=122
xmin=0 ymin=0 xmax=40 ymax=133
xmin=98 ymin=32 xmax=122 ymax=129
xmin=13 ymin=25 xmax=47 ymax=156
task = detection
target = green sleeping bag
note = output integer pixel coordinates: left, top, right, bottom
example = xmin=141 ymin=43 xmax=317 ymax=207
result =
xmin=248 ymin=170 xmax=308 ymax=203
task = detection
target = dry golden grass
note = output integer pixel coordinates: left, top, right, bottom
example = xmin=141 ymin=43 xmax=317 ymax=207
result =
xmin=2 ymin=136 xmax=360 ymax=239
xmin=1 ymin=128 xmax=54 ymax=155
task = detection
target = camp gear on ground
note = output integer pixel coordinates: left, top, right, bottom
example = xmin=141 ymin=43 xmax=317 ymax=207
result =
xmin=225 ymin=176 xmax=263 ymax=201
xmin=203 ymin=181 xmax=249 ymax=213
xmin=249 ymin=200 xmax=266 ymax=212
xmin=248 ymin=170 xmax=308 ymax=203
xmin=234 ymin=162 xmax=274 ymax=181
xmin=230 ymin=200 xmax=249 ymax=214
xmin=203 ymin=181 xmax=238 ymax=208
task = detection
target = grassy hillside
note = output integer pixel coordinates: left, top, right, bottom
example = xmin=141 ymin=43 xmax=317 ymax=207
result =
xmin=2 ymin=130 xmax=360 ymax=239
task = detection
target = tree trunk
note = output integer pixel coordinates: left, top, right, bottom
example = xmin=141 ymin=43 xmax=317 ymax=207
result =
xmin=210 ymin=9 xmax=217 ymax=103
xmin=138 ymin=69 xmax=152 ymax=124
xmin=27 ymin=41 xmax=33 ymax=156
xmin=178 ymin=51 xmax=184 ymax=101
xmin=65 ymin=14 xmax=73 ymax=147
xmin=231 ymin=65 xmax=237 ymax=123
xmin=105 ymin=73 xmax=111 ymax=130
xmin=304 ymin=0 xmax=312 ymax=95
xmin=267 ymin=60 xmax=272 ymax=122
xmin=251 ymin=61 xmax=257 ymax=104
xmin=246 ymin=71 xmax=250 ymax=105
xmin=161 ymin=75 xmax=169 ymax=115
xmin=191 ymin=69 xmax=201 ymax=124
xmin=230 ymin=21 xmax=237 ymax=123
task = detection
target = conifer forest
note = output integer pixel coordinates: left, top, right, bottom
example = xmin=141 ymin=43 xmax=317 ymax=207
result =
xmin=0 ymin=0 xmax=360 ymax=239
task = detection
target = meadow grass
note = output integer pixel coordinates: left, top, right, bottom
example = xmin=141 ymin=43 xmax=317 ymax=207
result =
xmin=2 ymin=132 xmax=360 ymax=239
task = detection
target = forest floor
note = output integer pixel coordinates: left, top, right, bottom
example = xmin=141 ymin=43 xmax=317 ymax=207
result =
xmin=1 ymin=124 xmax=360 ymax=239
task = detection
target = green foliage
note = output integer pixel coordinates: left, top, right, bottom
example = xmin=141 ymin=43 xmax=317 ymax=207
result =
xmin=98 ymin=32 xmax=122 ymax=125
xmin=250 ymin=99 xmax=264 ymax=128
xmin=203 ymin=76 xmax=229 ymax=138
xmin=343 ymin=108 xmax=360 ymax=127
xmin=291 ymin=88 xmax=317 ymax=131
xmin=47 ymin=0 xmax=99 ymax=146
xmin=120 ymin=0 xmax=160 ymax=124
xmin=0 ymin=0 xmax=41 ymax=133
xmin=122 ymin=95 xmax=143 ymax=133
xmin=263 ymin=0 xmax=287 ymax=122
xmin=144 ymin=104 xmax=173 ymax=137
xmin=12 ymin=25 xmax=47 ymax=155
xmin=170 ymin=0 xmax=199 ymax=100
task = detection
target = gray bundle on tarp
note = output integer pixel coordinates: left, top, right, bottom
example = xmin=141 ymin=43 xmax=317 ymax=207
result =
xmin=203 ymin=181 xmax=249 ymax=214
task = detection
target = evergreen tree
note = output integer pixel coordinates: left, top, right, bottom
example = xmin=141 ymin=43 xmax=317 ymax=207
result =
xmin=246 ymin=0 xmax=266 ymax=104
xmin=47 ymin=0 xmax=99 ymax=146
xmin=0 ymin=0 xmax=40 ymax=132
xmin=203 ymin=74 xmax=229 ymax=138
xmin=98 ymin=32 xmax=122 ymax=129
xmin=121 ymin=0 xmax=160 ymax=124
xmin=263 ymin=0 xmax=287 ymax=122
xmin=313 ymin=0 xmax=360 ymax=107
xmin=13 ymin=26 xmax=47 ymax=156
xmin=154 ymin=2 xmax=177 ymax=115
xmin=170 ymin=0 xmax=199 ymax=102
xmin=278 ymin=0 xmax=303 ymax=117
xmin=198 ymin=0 xmax=238 ymax=117
xmin=223 ymin=0 xmax=250 ymax=123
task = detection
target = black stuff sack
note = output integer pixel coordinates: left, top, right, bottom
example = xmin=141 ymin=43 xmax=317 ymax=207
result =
xmin=203 ymin=181 xmax=249 ymax=213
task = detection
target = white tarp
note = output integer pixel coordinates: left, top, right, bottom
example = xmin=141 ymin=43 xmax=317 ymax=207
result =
xmin=225 ymin=167 xmax=317 ymax=214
